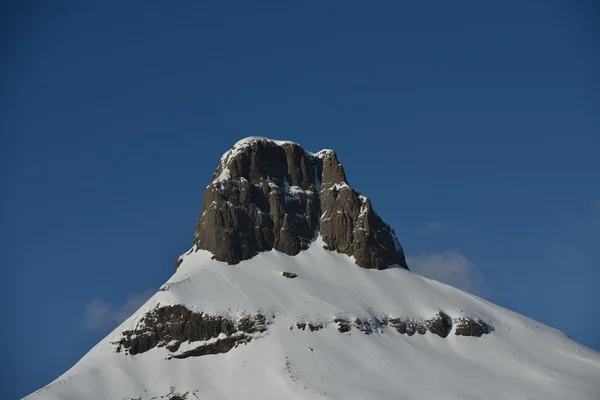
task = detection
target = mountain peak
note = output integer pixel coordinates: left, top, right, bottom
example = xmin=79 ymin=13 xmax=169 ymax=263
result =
xmin=188 ymin=137 xmax=408 ymax=269
xmin=25 ymin=137 xmax=600 ymax=400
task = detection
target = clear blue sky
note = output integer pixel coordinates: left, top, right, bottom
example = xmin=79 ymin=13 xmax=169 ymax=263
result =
xmin=2 ymin=1 xmax=599 ymax=398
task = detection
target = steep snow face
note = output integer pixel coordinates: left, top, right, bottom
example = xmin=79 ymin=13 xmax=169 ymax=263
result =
xmin=26 ymin=238 xmax=600 ymax=400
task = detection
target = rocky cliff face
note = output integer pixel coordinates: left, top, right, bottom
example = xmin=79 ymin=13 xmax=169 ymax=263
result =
xmin=188 ymin=137 xmax=408 ymax=270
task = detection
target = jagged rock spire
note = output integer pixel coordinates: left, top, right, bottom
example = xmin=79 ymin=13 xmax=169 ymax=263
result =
xmin=189 ymin=137 xmax=408 ymax=270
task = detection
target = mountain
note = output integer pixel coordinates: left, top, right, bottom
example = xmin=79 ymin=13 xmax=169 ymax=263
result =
xmin=25 ymin=137 xmax=600 ymax=400
xmin=190 ymin=137 xmax=407 ymax=269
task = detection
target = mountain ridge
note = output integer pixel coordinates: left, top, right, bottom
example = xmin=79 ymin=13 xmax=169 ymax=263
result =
xmin=25 ymin=236 xmax=600 ymax=399
xmin=24 ymin=138 xmax=600 ymax=400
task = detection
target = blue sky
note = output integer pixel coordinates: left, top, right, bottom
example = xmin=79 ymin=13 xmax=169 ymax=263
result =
xmin=2 ymin=1 xmax=599 ymax=398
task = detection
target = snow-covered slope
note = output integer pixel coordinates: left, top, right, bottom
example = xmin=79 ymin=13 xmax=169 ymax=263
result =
xmin=25 ymin=237 xmax=600 ymax=400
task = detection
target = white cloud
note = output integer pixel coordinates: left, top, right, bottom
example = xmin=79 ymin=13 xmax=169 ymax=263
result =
xmin=407 ymin=251 xmax=485 ymax=296
xmin=83 ymin=288 xmax=155 ymax=332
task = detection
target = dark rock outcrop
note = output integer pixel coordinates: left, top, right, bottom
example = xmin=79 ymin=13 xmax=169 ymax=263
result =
xmin=425 ymin=312 xmax=453 ymax=338
xmin=282 ymin=272 xmax=298 ymax=279
xmin=113 ymin=305 xmax=267 ymax=357
xmin=389 ymin=312 xmax=454 ymax=338
xmin=193 ymin=139 xmax=320 ymax=265
xmin=334 ymin=318 xmax=351 ymax=333
xmin=170 ymin=334 xmax=253 ymax=359
xmin=295 ymin=322 xmax=324 ymax=332
xmin=187 ymin=137 xmax=408 ymax=270
xmin=293 ymin=313 xmax=493 ymax=339
xmin=388 ymin=317 xmax=423 ymax=336
xmin=354 ymin=318 xmax=375 ymax=334
xmin=454 ymin=317 xmax=492 ymax=337
xmin=318 ymin=151 xmax=408 ymax=270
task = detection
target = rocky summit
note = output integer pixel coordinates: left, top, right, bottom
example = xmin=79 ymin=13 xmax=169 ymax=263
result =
xmin=24 ymin=136 xmax=600 ymax=400
xmin=188 ymin=137 xmax=408 ymax=270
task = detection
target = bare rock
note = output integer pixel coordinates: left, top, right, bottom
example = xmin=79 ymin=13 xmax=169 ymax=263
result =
xmin=185 ymin=138 xmax=409 ymax=271
xmin=293 ymin=321 xmax=323 ymax=331
xmin=454 ymin=317 xmax=492 ymax=337
xmin=334 ymin=318 xmax=351 ymax=333
xmin=193 ymin=139 xmax=320 ymax=265
xmin=308 ymin=323 xmax=323 ymax=332
xmin=354 ymin=318 xmax=374 ymax=334
xmin=389 ymin=317 xmax=422 ymax=336
xmin=174 ymin=258 xmax=183 ymax=272
xmin=170 ymin=334 xmax=253 ymax=359
xmin=318 ymin=151 xmax=408 ymax=270
xmin=389 ymin=313 xmax=452 ymax=337
xmin=113 ymin=305 xmax=267 ymax=357
xmin=426 ymin=311 xmax=453 ymax=338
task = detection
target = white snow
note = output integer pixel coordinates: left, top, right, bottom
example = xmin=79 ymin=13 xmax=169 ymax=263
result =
xmin=283 ymin=180 xmax=316 ymax=203
xmin=232 ymin=136 xmax=303 ymax=149
xmin=25 ymin=237 xmax=600 ymax=400
xmin=288 ymin=185 xmax=314 ymax=197
xmin=315 ymin=149 xmax=334 ymax=159
xmin=329 ymin=182 xmax=350 ymax=191
xmin=213 ymin=167 xmax=231 ymax=183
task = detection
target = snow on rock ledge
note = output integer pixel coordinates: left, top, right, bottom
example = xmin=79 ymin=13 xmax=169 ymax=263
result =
xmin=113 ymin=305 xmax=269 ymax=359
xmin=112 ymin=304 xmax=493 ymax=361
